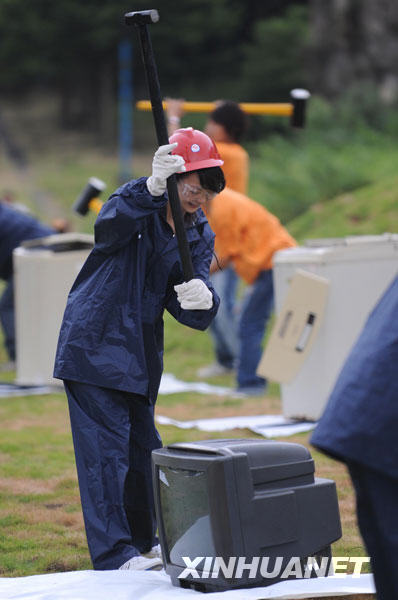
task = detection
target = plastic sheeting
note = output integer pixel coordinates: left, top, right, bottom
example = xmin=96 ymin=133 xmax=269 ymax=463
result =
xmin=0 ymin=372 xmax=239 ymax=399
xmin=156 ymin=414 xmax=316 ymax=438
xmin=157 ymin=374 xmax=316 ymax=438
xmin=159 ymin=373 xmax=234 ymax=396
xmin=0 ymin=383 xmax=54 ymax=397
xmin=0 ymin=570 xmax=375 ymax=600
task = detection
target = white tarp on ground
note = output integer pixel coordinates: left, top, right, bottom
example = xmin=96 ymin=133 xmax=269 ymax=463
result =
xmin=0 ymin=373 xmax=232 ymax=399
xmin=159 ymin=373 xmax=235 ymax=396
xmin=0 ymin=570 xmax=375 ymax=600
xmin=157 ymin=373 xmax=316 ymax=438
xmin=0 ymin=383 xmax=54 ymax=397
xmin=156 ymin=414 xmax=316 ymax=438
xmin=0 ymin=373 xmax=246 ymax=399
xmin=1 ymin=375 xmax=316 ymax=437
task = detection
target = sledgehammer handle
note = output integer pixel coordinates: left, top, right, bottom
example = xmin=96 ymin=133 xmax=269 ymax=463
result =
xmin=126 ymin=12 xmax=194 ymax=281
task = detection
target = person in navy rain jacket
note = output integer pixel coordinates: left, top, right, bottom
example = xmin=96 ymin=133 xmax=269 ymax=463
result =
xmin=0 ymin=201 xmax=54 ymax=364
xmin=54 ymin=128 xmax=224 ymax=571
xmin=311 ymin=275 xmax=398 ymax=600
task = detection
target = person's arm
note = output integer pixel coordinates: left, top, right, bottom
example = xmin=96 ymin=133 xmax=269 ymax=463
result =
xmin=94 ymin=178 xmax=167 ymax=254
xmin=166 ymin=226 xmax=219 ymax=330
xmin=95 ymin=144 xmax=185 ymax=254
xmin=165 ymin=98 xmax=185 ymax=135
xmin=210 ymin=255 xmax=230 ymax=274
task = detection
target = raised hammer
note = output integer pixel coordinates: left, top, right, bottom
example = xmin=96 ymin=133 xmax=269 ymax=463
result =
xmin=73 ymin=177 xmax=106 ymax=216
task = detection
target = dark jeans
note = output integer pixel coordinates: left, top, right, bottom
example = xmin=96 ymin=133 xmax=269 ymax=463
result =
xmin=348 ymin=462 xmax=398 ymax=600
xmin=209 ymin=267 xmax=239 ymax=369
xmin=237 ymin=269 xmax=274 ymax=389
xmin=64 ymin=379 xmax=162 ymax=570
xmin=0 ymin=278 xmax=15 ymax=360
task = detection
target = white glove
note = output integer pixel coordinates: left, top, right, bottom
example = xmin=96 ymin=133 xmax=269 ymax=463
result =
xmin=174 ymin=279 xmax=213 ymax=310
xmin=146 ymin=143 xmax=186 ymax=196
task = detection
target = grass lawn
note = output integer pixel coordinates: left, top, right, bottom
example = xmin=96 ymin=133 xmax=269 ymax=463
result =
xmin=0 ymin=311 xmax=371 ymax=594
xmin=288 ymin=174 xmax=398 ymax=243
xmin=0 ymin=123 xmax=382 ymax=597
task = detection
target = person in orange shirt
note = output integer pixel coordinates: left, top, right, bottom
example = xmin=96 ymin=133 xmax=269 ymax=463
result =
xmin=206 ymin=186 xmax=297 ymax=394
xmin=167 ymin=100 xmax=248 ymax=378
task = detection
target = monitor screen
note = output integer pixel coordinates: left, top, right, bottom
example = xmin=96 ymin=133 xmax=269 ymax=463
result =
xmin=158 ymin=465 xmax=216 ymax=567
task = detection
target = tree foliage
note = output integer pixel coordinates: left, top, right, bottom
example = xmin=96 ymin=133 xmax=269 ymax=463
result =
xmin=240 ymin=5 xmax=309 ymax=101
xmin=0 ymin=0 xmax=309 ymax=131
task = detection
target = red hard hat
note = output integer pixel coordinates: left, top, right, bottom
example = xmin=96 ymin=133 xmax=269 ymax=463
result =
xmin=169 ymin=127 xmax=224 ymax=173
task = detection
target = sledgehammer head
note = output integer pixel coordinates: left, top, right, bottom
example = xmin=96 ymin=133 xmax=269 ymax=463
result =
xmin=125 ymin=9 xmax=159 ymax=26
xmin=73 ymin=177 xmax=106 ymax=216
xmin=290 ymin=89 xmax=311 ymax=128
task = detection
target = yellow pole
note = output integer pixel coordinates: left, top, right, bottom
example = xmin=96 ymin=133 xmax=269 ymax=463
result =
xmin=136 ymin=100 xmax=293 ymax=117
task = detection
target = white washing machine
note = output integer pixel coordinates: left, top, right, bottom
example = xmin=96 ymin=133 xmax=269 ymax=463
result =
xmin=14 ymin=233 xmax=94 ymax=386
xmin=272 ymin=234 xmax=398 ymax=421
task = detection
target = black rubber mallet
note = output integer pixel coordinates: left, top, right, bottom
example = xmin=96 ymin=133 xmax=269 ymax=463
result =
xmin=125 ymin=9 xmax=194 ymax=281
xmin=73 ymin=177 xmax=106 ymax=216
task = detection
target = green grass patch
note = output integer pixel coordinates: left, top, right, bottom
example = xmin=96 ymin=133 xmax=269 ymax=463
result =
xmin=0 ymin=265 xmax=371 ymax=578
xmin=0 ymin=428 xmax=74 ymax=479
xmin=0 ymin=95 xmax=388 ymax=585
xmin=248 ymin=96 xmax=398 ymax=228
xmin=0 ymin=330 xmax=369 ymax=578
xmin=288 ymin=174 xmax=398 ymax=242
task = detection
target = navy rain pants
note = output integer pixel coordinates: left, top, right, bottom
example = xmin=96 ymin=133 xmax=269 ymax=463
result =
xmin=64 ymin=380 xmax=162 ymax=570
xmin=348 ymin=462 xmax=398 ymax=600
xmin=0 ymin=279 xmax=15 ymax=360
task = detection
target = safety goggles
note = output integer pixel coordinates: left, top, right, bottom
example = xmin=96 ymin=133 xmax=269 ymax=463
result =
xmin=179 ymin=182 xmax=216 ymax=203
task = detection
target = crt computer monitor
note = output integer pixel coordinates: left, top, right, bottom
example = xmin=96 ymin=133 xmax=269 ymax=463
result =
xmin=152 ymin=438 xmax=341 ymax=593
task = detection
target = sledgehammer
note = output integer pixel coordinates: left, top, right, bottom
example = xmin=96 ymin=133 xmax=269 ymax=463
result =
xmin=125 ymin=9 xmax=194 ymax=281
xmin=73 ymin=177 xmax=106 ymax=216
xmin=136 ymin=90 xmax=311 ymax=127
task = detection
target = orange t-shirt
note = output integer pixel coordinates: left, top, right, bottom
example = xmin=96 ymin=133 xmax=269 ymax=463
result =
xmin=216 ymin=142 xmax=249 ymax=195
xmin=207 ymin=188 xmax=296 ymax=284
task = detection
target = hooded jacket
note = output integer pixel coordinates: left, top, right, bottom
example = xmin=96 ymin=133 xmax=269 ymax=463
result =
xmin=54 ymin=177 xmax=219 ymax=402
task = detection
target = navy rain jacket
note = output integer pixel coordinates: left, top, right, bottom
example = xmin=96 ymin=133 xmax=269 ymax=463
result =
xmin=54 ymin=177 xmax=219 ymax=402
xmin=0 ymin=202 xmax=54 ymax=280
xmin=311 ymin=275 xmax=398 ymax=479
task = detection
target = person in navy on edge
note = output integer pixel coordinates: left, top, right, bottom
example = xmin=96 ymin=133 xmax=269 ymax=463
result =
xmin=53 ymin=128 xmax=224 ymax=571
xmin=311 ymin=275 xmax=398 ymax=600
xmin=0 ymin=201 xmax=54 ymax=366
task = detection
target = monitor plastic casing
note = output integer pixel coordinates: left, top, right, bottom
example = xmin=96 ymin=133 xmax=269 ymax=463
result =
xmin=152 ymin=438 xmax=342 ymax=593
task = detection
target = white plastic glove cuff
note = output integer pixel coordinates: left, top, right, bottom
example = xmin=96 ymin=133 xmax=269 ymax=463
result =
xmin=146 ymin=142 xmax=185 ymax=196
xmin=146 ymin=176 xmax=167 ymax=197
xmin=174 ymin=278 xmax=213 ymax=310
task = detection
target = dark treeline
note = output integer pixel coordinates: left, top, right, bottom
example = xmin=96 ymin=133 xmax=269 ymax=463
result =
xmin=0 ymin=0 xmax=309 ymax=132
xmin=0 ymin=0 xmax=397 ymax=138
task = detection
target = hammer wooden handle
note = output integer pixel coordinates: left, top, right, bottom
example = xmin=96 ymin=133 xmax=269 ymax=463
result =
xmin=136 ymin=100 xmax=293 ymax=117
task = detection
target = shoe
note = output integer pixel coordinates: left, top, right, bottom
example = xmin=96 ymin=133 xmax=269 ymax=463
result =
xmin=197 ymin=363 xmax=234 ymax=378
xmin=235 ymin=385 xmax=266 ymax=397
xmin=119 ymin=555 xmax=163 ymax=570
xmin=143 ymin=544 xmax=162 ymax=560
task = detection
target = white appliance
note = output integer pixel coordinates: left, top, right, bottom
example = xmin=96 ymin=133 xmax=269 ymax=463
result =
xmin=272 ymin=234 xmax=398 ymax=421
xmin=14 ymin=233 xmax=94 ymax=386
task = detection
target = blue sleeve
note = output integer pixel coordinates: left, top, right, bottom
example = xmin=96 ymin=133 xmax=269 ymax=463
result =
xmin=0 ymin=203 xmax=54 ymax=279
xmin=165 ymin=224 xmax=220 ymax=331
xmin=94 ymin=177 xmax=167 ymax=254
